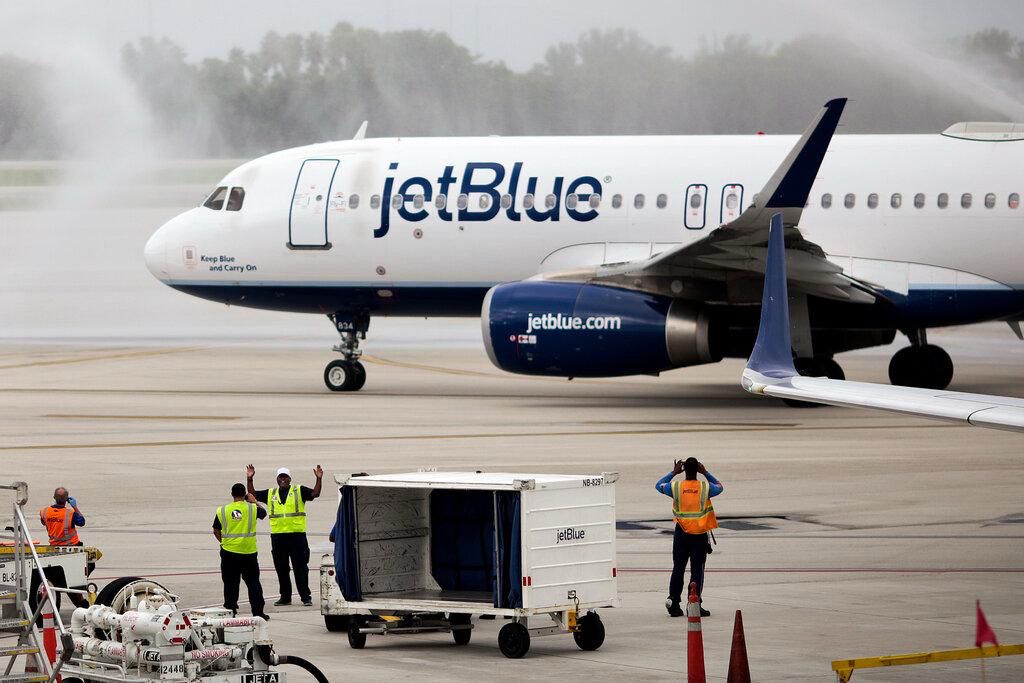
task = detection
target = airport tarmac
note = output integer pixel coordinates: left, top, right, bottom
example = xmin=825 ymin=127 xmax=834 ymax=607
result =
xmin=1 ymin=332 xmax=1023 ymax=681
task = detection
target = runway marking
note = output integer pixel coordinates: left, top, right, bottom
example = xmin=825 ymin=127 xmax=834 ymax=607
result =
xmin=0 ymin=426 xmax=791 ymax=451
xmin=0 ymin=421 xmax=966 ymax=452
xmin=0 ymin=346 xmax=203 ymax=370
xmin=361 ymin=354 xmax=495 ymax=378
xmin=620 ymin=567 xmax=1024 ymax=573
xmin=42 ymin=413 xmax=243 ymax=421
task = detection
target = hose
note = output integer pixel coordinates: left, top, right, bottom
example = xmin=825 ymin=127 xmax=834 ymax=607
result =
xmin=277 ymin=654 xmax=330 ymax=683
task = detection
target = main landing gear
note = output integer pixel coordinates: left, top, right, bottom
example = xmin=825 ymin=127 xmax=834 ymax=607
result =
xmin=324 ymin=312 xmax=369 ymax=392
xmin=888 ymin=329 xmax=953 ymax=390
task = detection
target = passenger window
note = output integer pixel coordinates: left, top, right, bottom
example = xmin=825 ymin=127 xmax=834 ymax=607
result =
xmin=479 ymin=194 xmax=491 ymax=209
xmin=844 ymin=193 xmax=855 ymax=209
xmin=371 ymin=194 xmax=381 ymax=209
xmin=391 ymin=194 xmax=402 ymax=210
xmin=657 ymin=194 xmax=668 ymax=209
xmin=413 ymin=194 xmax=425 ymax=209
xmin=891 ymin=193 xmax=902 ymax=209
xmin=348 ymin=194 xmax=359 ymax=210
xmin=611 ymin=194 xmax=622 ymax=209
xmin=1010 ymin=193 xmax=1020 ymax=209
xmin=226 ymin=187 xmax=245 ymax=211
xmin=545 ymin=194 xmax=556 ymax=209
xmin=821 ymin=193 xmax=832 ymax=209
xmin=589 ymin=194 xmax=601 ymax=209
xmin=914 ymin=193 xmax=925 ymax=208
xmin=523 ymin=193 xmax=535 ymax=209
xmin=961 ymin=193 xmax=972 ymax=209
xmin=984 ymin=193 xmax=996 ymax=209
xmin=634 ymin=194 xmax=645 ymax=209
xmin=566 ymin=193 xmax=578 ymax=209
xmin=203 ymin=186 xmax=228 ymax=210
xmin=937 ymin=193 xmax=948 ymax=208
xmin=688 ymin=193 xmax=701 ymax=209
xmin=726 ymin=192 xmax=738 ymax=210
xmin=867 ymin=193 xmax=878 ymax=209
xmin=500 ymin=193 xmax=512 ymax=209
xmin=457 ymin=194 xmax=468 ymax=210
xmin=435 ymin=194 xmax=446 ymax=209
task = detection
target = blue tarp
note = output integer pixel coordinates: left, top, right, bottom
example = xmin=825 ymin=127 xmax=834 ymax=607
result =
xmin=333 ymin=486 xmax=361 ymax=601
xmin=430 ymin=490 xmax=495 ymax=593
xmin=495 ymin=491 xmax=522 ymax=608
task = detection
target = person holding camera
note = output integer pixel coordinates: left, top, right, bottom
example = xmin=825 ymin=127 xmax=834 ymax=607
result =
xmin=655 ymin=457 xmax=723 ymax=617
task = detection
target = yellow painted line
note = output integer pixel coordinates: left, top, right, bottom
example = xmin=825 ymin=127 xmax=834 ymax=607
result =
xmin=42 ymin=414 xmax=243 ymax=421
xmin=361 ymin=354 xmax=494 ymax=378
xmin=0 ymin=346 xmax=203 ymax=370
xmin=0 ymin=423 xmax=961 ymax=452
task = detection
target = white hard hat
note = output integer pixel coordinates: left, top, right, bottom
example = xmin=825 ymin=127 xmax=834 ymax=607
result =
xmin=276 ymin=467 xmax=291 ymax=478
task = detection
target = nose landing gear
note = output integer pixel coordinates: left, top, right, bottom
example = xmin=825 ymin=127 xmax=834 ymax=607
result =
xmin=324 ymin=312 xmax=369 ymax=392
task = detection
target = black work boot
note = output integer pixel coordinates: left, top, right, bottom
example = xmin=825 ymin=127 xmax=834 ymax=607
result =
xmin=665 ymin=598 xmax=684 ymax=617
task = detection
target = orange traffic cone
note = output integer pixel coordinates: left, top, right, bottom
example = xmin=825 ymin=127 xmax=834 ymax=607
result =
xmin=42 ymin=597 xmax=58 ymax=682
xmin=686 ymin=581 xmax=706 ymax=683
xmin=727 ymin=609 xmax=751 ymax=683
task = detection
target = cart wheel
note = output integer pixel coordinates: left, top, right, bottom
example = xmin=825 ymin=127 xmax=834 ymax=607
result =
xmin=498 ymin=622 xmax=530 ymax=658
xmin=324 ymin=614 xmax=350 ymax=633
xmin=450 ymin=614 xmax=472 ymax=646
xmin=348 ymin=617 xmax=367 ymax=649
xmin=573 ymin=612 xmax=605 ymax=651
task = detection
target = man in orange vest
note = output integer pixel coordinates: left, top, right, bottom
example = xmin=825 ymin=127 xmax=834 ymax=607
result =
xmin=656 ymin=457 xmax=723 ymax=617
xmin=40 ymin=487 xmax=90 ymax=607
xmin=40 ymin=487 xmax=84 ymax=547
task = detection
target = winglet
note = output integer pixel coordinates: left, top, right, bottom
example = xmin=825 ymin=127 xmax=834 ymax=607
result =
xmin=353 ymin=120 xmax=368 ymax=140
xmin=744 ymin=212 xmax=797 ymax=383
xmin=763 ymin=98 xmax=846 ymax=209
xmin=727 ymin=98 xmax=846 ymax=231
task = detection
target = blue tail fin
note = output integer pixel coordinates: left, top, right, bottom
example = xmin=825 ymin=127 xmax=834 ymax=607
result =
xmin=745 ymin=213 xmax=797 ymax=379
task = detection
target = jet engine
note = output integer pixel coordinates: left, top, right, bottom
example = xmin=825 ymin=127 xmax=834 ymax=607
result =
xmin=481 ymin=281 xmax=723 ymax=377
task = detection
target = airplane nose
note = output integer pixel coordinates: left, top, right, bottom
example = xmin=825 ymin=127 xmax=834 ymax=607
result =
xmin=144 ymin=226 xmax=168 ymax=280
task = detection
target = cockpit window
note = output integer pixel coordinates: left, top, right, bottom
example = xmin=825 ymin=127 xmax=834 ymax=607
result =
xmin=203 ymin=186 xmax=228 ymax=210
xmin=226 ymin=187 xmax=245 ymax=211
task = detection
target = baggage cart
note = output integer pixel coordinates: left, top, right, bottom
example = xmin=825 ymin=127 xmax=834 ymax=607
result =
xmin=320 ymin=471 xmax=619 ymax=658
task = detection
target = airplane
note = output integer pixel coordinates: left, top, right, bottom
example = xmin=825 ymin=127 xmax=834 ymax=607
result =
xmin=743 ymin=212 xmax=1024 ymax=431
xmin=144 ymin=98 xmax=1024 ymax=393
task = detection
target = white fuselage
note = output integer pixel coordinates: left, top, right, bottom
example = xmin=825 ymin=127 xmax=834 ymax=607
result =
xmin=145 ymin=133 xmax=1024 ymax=320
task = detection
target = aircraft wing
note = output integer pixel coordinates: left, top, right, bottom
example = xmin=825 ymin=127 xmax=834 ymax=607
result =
xmin=540 ymin=98 xmax=878 ymax=305
xmin=741 ymin=213 xmax=1024 ymax=433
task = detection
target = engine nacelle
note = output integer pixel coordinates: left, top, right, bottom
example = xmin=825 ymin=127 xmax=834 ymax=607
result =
xmin=482 ymin=281 xmax=722 ymax=377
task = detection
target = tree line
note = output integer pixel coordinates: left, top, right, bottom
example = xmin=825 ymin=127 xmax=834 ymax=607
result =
xmin=3 ymin=24 xmax=1024 ymax=159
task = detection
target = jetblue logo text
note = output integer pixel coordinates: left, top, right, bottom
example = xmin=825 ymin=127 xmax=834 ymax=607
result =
xmin=526 ymin=313 xmax=622 ymax=334
xmin=556 ymin=527 xmax=586 ymax=544
xmin=374 ymin=162 xmax=603 ymax=238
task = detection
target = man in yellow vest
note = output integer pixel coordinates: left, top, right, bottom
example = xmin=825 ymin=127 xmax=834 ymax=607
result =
xmin=213 ymin=483 xmax=269 ymax=620
xmin=655 ymin=457 xmax=723 ymax=617
xmin=246 ymin=464 xmax=324 ymax=606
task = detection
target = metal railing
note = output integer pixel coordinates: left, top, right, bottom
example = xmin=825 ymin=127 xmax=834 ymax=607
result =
xmin=0 ymin=482 xmax=74 ymax=683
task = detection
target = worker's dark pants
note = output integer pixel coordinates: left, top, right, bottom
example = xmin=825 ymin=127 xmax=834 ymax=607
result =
xmin=271 ymin=533 xmax=310 ymax=602
xmin=668 ymin=527 xmax=708 ymax=605
xmin=220 ymin=548 xmax=265 ymax=616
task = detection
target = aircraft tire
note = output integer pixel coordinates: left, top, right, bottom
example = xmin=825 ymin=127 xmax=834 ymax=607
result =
xmin=350 ymin=361 xmax=367 ymax=391
xmin=888 ymin=345 xmax=952 ymax=390
xmin=324 ymin=360 xmax=358 ymax=392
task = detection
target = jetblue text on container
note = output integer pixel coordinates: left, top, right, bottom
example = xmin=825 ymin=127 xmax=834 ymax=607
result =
xmin=374 ymin=162 xmax=603 ymax=237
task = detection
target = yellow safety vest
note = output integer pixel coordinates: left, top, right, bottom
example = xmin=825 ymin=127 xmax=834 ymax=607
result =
xmin=671 ymin=479 xmax=718 ymax=534
xmin=268 ymin=486 xmax=307 ymax=534
xmin=217 ymin=501 xmax=258 ymax=554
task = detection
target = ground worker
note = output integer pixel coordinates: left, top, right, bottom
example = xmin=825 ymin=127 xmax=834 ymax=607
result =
xmin=213 ymin=483 xmax=269 ymax=620
xmin=40 ymin=487 xmax=90 ymax=606
xmin=655 ymin=457 xmax=723 ymax=617
xmin=246 ymin=464 xmax=323 ymax=606
xmin=40 ymin=487 xmax=84 ymax=547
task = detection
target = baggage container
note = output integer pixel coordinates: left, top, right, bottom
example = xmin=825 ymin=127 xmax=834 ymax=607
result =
xmin=320 ymin=471 xmax=619 ymax=658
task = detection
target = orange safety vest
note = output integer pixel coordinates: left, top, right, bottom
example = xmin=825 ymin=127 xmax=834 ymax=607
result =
xmin=671 ymin=479 xmax=718 ymax=534
xmin=40 ymin=505 xmax=80 ymax=546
